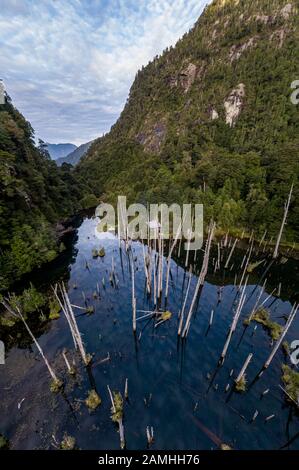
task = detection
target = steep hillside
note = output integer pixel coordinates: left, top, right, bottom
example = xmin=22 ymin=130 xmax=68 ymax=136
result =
xmin=56 ymin=141 xmax=93 ymax=166
xmin=46 ymin=142 xmax=77 ymax=160
xmin=0 ymin=96 xmax=81 ymax=290
xmin=77 ymin=0 xmax=299 ymax=241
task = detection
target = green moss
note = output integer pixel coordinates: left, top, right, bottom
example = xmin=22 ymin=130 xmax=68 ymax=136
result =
xmin=160 ymin=311 xmax=172 ymax=321
xmin=247 ymin=259 xmax=264 ymax=273
xmin=0 ymin=434 xmax=9 ymax=450
xmin=0 ymin=316 xmax=16 ymax=327
xmin=50 ymin=379 xmax=63 ymax=393
xmin=49 ymin=311 xmax=60 ymax=320
xmin=85 ymin=353 xmax=93 ymax=365
xmin=235 ymin=375 xmax=247 ymax=393
xmin=85 ymin=306 xmax=95 ymax=315
xmin=111 ymin=392 xmax=123 ymax=423
xmin=282 ymin=341 xmax=290 ymax=355
xmin=268 ymin=322 xmax=283 ymax=341
xmin=252 ymin=308 xmax=269 ymax=323
xmin=281 ymin=365 xmax=299 ymax=405
xmin=220 ymin=443 xmax=232 ymax=450
xmin=49 ymin=298 xmax=61 ymax=320
xmin=85 ymin=390 xmax=101 ymax=410
xmin=68 ymin=366 xmax=76 ymax=376
xmin=249 ymin=308 xmax=283 ymax=341
xmin=10 ymin=284 xmax=45 ymax=315
xmin=60 ymin=434 xmax=76 ymax=450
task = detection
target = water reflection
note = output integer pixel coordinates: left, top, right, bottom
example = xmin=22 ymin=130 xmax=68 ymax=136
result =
xmin=0 ymin=213 xmax=298 ymax=450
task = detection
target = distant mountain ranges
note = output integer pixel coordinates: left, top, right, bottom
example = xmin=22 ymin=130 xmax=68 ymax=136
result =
xmin=56 ymin=141 xmax=93 ymax=166
xmin=46 ymin=141 xmax=93 ymax=166
xmin=45 ymin=142 xmax=77 ymax=160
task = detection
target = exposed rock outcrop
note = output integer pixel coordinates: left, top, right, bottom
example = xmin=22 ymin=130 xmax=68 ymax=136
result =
xmin=210 ymin=108 xmax=219 ymax=120
xmin=254 ymin=14 xmax=271 ymax=24
xmin=280 ymin=3 xmax=293 ymax=19
xmin=179 ymin=63 xmax=197 ymax=93
xmin=224 ymin=84 xmax=245 ymax=127
xmin=136 ymin=120 xmax=167 ymax=153
xmin=270 ymin=28 xmax=287 ymax=48
xmin=249 ymin=3 xmax=295 ymax=24
xmin=167 ymin=76 xmax=178 ymax=88
xmin=229 ymin=37 xmax=256 ymax=62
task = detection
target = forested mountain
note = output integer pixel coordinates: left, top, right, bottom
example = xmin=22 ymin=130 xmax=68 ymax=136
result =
xmin=0 ymin=96 xmax=81 ymax=290
xmin=56 ymin=141 xmax=93 ymax=166
xmin=77 ymin=0 xmax=299 ymax=241
xmin=1 ymin=0 xmax=298 ymax=292
xmin=46 ymin=142 xmax=77 ymax=160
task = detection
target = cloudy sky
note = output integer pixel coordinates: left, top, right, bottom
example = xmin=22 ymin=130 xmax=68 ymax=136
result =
xmin=0 ymin=0 xmax=210 ymax=145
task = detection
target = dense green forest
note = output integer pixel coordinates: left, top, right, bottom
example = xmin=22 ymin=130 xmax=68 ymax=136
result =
xmin=77 ymin=0 xmax=299 ymax=240
xmin=1 ymin=0 xmax=299 ymax=291
xmin=0 ymin=96 xmax=81 ymax=290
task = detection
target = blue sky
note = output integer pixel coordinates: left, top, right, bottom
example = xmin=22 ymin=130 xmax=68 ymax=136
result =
xmin=0 ymin=0 xmax=210 ymax=145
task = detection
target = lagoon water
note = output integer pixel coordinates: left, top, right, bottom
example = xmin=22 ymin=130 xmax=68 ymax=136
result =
xmin=0 ymin=213 xmax=299 ymax=450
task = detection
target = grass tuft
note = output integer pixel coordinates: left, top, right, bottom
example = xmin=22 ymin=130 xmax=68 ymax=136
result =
xmin=85 ymin=389 xmax=101 ymax=410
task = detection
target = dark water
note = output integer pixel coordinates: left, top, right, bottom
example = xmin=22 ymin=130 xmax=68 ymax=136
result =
xmin=0 ymin=214 xmax=299 ymax=450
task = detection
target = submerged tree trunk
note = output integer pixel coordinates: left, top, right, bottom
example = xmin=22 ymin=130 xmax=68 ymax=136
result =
xmin=263 ymin=303 xmax=298 ymax=369
xmin=181 ymin=222 xmax=215 ymax=338
xmin=2 ymin=300 xmax=60 ymax=384
xmin=131 ymin=257 xmax=136 ymax=332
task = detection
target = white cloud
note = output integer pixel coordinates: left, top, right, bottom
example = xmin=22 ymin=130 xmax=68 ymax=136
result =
xmin=0 ymin=0 xmax=211 ymax=145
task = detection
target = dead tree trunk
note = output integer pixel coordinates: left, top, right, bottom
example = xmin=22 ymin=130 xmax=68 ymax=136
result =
xmin=178 ymin=266 xmax=192 ymax=336
xmin=235 ymin=353 xmax=253 ymax=384
xmin=224 ymin=238 xmax=238 ymax=269
xmin=181 ymin=222 xmax=215 ymax=338
xmin=263 ymin=303 xmax=298 ymax=369
xmin=273 ymin=184 xmax=293 ymax=259
xmin=165 ymin=222 xmax=183 ymax=299
xmin=2 ymin=300 xmax=60 ymax=384
xmin=131 ymin=257 xmax=136 ymax=332
xmin=53 ymin=283 xmax=90 ymax=365
xmin=220 ymin=279 xmax=247 ymax=363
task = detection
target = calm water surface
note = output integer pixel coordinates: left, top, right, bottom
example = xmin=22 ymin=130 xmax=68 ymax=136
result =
xmin=0 ymin=214 xmax=299 ymax=450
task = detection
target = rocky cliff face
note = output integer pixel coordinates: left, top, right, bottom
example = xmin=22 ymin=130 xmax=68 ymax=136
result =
xmin=77 ymin=0 xmax=299 ymax=239
xmin=224 ymin=83 xmax=245 ymax=127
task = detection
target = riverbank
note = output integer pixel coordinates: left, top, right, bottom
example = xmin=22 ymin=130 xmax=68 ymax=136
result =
xmin=213 ymin=228 xmax=299 ymax=261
